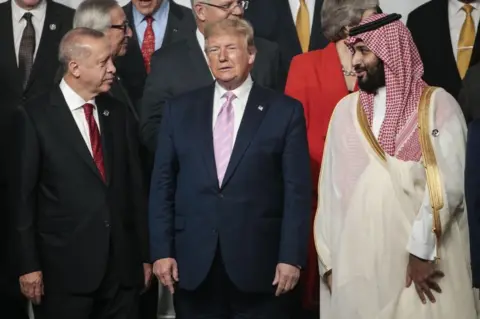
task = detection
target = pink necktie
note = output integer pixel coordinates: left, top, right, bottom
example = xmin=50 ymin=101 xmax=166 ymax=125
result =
xmin=213 ymin=91 xmax=236 ymax=185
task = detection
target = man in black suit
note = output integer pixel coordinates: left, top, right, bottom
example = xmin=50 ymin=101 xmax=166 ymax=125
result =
xmin=116 ymin=0 xmax=196 ymax=114
xmin=140 ymin=0 xmax=281 ymax=153
xmin=0 ymin=0 xmax=73 ymax=317
xmin=149 ymin=18 xmax=311 ymax=319
xmin=407 ymin=0 xmax=480 ymax=100
xmin=12 ymin=28 xmax=149 ymax=319
xmin=244 ymin=0 xmax=329 ymax=88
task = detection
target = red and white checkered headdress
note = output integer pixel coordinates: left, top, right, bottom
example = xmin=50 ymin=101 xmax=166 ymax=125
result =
xmin=347 ymin=13 xmax=426 ymax=162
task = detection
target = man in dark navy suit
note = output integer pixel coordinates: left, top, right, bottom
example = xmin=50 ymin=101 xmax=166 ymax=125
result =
xmin=465 ymin=117 xmax=480 ymax=289
xmin=148 ymin=18 xmax=311 ymax=319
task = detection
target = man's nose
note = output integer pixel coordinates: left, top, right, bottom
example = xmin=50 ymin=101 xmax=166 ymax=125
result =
xmin=126 ymin=25 xmax=133 ymax=38
xmin=232 ymin=4 xmax=244 ymax=16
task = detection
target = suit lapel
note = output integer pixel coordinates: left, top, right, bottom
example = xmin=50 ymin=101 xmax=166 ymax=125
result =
xmin=26 ymin=0 xmax=64 ymax=92
xmin=163 ymin=1 xmax=183 ymax=46
xmin=187 ymin=36 xmax=214 ymax=86
xmin=1 ymin=1 xmax=22 ymax=94
xmin=198 ymin=84 xmax=217 ymax=187
xmin=309 ymin=0 xmax=327 ymax=50
xmin=221 ymin=84 xmax=268 ymax=188
xmin=281 ymin=0 xmax=302 ymax=54
xmin=50 ymin=88 xmax=106 ymax=184
xmin=96 ymin=95 xmax=114 ymax=186
xmin=471 ymin=16 xmax=480 ymax=66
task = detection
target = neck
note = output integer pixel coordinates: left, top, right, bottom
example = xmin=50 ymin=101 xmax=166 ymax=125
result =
xmin=197 ymin=21 xmax=205 ymax=35
xmin=15 ymin=0 xmax=42 ymax=10
xmin=217 ymin=76 xmax=247 ymax=91
xmin=64 ymin=76 xmax=97 ymax=102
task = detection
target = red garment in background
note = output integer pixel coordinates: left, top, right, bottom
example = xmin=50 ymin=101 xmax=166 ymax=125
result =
xmin=284 ymin=42 xmax=356 ymax=310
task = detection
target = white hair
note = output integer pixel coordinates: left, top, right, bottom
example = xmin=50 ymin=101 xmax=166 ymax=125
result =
xmin=73 ymin=0 xmax=119 ymax=32
xmin=58 ymin=27 xmax=105 ymax=73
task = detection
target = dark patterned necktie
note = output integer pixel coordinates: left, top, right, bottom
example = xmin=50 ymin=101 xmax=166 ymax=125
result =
xmin=18 ymin=12 xmax=35 ymax=90
xmin=83 ymin=103 xmax=106 ymax=182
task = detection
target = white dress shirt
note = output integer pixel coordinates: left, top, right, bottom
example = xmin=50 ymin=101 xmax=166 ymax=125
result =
xmin=59 ymin=79 xmax=101 ymax=156
xmin=132 ymin=0 xmax=170 ymax=50
xmin=288 ymin=0 xmax=315 ymax=33
xmin=212 ymin=75 xmax=253 ymax=144
xmin=448 ymin=0 xmax=480 ymax=61
xmin=372 ymin=87 xmax=436 ymax=261
xmin=11 ymin=0 xmax=46 ymax=65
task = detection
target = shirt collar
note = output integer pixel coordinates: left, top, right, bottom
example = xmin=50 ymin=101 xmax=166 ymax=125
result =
xmin=449 ymin=0 xmax=480 ymax=16
xmin=11 ymin=0 xmax=47 ymax=24
xmin=376 ymin=86 xmax=386 ymax=100
xmin=132 ymin=0 xmax=170 ymax=29
xmin=59 ymin=79 xmax=96 ymax=112
xmin=215 ymin=75 xmax=253 ymax=104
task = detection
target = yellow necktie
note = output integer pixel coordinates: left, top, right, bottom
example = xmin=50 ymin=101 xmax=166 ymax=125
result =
xmin=457 ymin=4 xmax=475 ymax=79
xmin=296 ymin=0 xmax=310 ymax=53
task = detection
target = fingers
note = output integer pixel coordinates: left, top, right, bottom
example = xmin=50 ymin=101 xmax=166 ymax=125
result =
xmin=21 ymin=280 xmax=43 ymax=304
xmin=274 ymin=273 xmax=299 ymax=296
xmin=420 ymin=281 xmax=436 ymax=303
xmin=405 ymin=266 xmax=412 ymax=287
xmin=33 ymin=283 xmax=42 ymax=305
xmin=284 ymin=274 xmax=299 ymax=292
xmin=405 ymin=274 xmax=412 ymax=288
xmin=431 ymin=270 xmax=445 ymax=279
xmin=275 ymin=276 xmax=286 ymax=296
xmin=414 ymin=283 xmax=426 ymax=304
xmin=172 ymin=264 xmax=179 ymax=282
xmin=426 ymin=280 xmax=442 ymax=294
xmin=272 ymin=268 xmax=279 ymax=286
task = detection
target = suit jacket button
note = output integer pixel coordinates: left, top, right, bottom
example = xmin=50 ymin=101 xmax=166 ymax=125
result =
xmin=104 ymin=221 xmax=110 ymax=228
xmin=218 ymin=193 xmax=224 ymax=198
xmin=212 ymin=229 xmax=217 ymax=234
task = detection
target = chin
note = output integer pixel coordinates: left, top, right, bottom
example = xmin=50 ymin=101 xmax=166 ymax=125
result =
xmin=100 ymin=83 xmax=112 ymax=93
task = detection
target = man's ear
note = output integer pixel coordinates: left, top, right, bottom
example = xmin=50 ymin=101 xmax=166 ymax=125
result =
xmin=194 ymin=3 xmax=206 ymax=22
xmin=69 ymin=61 xmax=81 ymax=78
xmin=248 ymin=46 xmax=256 ymax=65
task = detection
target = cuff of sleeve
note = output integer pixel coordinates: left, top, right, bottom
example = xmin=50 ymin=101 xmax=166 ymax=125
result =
xmin=407 ymin=236 xmax=436 ymax=261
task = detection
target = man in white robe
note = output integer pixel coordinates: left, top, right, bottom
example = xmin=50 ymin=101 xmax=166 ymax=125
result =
xmin=315 ymin=13 xmax=477 ymax=319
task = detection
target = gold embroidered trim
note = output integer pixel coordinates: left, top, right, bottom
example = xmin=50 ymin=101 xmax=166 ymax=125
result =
xmin=418 ymin=86 xmax=444 ymax=260
xmin=357 ymin=99 xmax=387 ymax=162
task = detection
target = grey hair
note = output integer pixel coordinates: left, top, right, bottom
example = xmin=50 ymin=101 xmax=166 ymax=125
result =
xmin=73 ymin=0 xmax=119 ymax=32
xmin=58 ymin=27 xmax=105 ymax=73
xmin=321 ymin=0 xmax=379 ymax=42
xmin=204 ymin=18 xmax=256 ymax=54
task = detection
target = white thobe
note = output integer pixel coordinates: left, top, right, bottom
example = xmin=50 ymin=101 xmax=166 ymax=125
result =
xmin=315 ymin=88 xmax=477 ymax=318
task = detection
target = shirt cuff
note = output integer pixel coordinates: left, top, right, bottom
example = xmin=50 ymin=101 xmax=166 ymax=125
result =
xmin=407 ymin=217 xmax=436 ymax=261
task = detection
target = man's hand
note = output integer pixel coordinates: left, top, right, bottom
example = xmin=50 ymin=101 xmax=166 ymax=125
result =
xmin=153 ymin=258 xmax=178 ymax=294
xmin=272 ymin=263 xmax=300 ymax=296
xmin=141 ymin=263 xmax=153 ymax=294
xmin=19 ymin=271 xmax=43 ymax=305
xmin=406 ymin=254 xmax=444 ymax=304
